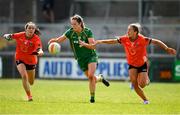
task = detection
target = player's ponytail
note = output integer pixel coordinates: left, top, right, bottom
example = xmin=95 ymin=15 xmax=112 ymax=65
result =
xmin=34 ymin=28 xmax=41 ymax=36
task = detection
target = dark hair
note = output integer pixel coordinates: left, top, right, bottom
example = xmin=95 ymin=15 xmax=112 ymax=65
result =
xmin=70 ymin=14 xmax=85 ymax=29
xmin=24 ymin=21 xmax=41 ymax=36
xmin=34 ymin=28 xmax=41 ymax=36
xmin=129 ymin=23 xmax=141 ymax=34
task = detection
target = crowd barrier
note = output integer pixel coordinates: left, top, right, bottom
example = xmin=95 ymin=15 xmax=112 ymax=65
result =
xmin=0 ymin=52 xmax=178 ymax=82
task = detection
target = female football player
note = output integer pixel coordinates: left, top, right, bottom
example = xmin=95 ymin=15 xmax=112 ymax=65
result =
xmin=3 ymin=22 xmax=44 ymax=101
xmin=48 ymin=14 xmax=110 ymax=103
xmin=94 ymin=23 xmax=176 ymax=104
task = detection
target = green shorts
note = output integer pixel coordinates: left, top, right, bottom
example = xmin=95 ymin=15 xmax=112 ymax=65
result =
xmin=77 ymin=56 xmax=98 ymax=72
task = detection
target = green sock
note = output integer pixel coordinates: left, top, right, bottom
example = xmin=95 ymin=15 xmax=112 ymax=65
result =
xmin=90 ymin=93 xmax=95 ymax=100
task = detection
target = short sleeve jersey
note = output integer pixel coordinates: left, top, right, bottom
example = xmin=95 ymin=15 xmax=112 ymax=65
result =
xmin=64 ymin=28 xmax=97 ymax=60
xmin=11 ymin=32 xmax=42 ymax=65
xmin=118 ymin=34 xmax=151 ymax=67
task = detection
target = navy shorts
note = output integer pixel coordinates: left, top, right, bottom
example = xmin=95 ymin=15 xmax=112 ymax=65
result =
xmin=128 ymin=62 xmax=148 ymax=73
xmin=16 ymin=60 xmax=36 ymax=70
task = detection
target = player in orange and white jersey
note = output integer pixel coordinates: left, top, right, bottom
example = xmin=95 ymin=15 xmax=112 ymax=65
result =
xmin=95 ymin=23 xmax=176 ymax=104
xmin=2 ymin=22 xmax=44 ymax=101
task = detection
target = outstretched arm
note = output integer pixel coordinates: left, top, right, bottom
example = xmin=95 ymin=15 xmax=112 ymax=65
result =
xmin=79 ymin=38 xmax=119 ymax=49
xmin=48 ymin=35 xmax=67 ymax=44
xmin=151 ymin=38 xmax=176 ymax=55
xmin=96 ymin=39 xmax=119 ymax=44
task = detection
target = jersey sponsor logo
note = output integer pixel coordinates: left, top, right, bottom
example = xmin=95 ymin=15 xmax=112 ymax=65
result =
xmin=29 ymin=42 xmax=33 ymax=47
xmin=73 ymin=41 xmax=79 ymax=44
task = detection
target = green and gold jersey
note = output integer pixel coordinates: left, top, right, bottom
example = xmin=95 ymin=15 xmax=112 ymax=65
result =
xmin=64 ymin=27 xmax=97 ymax=60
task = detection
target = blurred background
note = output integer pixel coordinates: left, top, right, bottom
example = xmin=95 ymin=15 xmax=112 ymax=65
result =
xmin=0 ymin=0 xmax=179 ymax=82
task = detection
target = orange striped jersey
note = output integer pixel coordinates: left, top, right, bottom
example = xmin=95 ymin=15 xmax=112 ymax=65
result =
xmin=11 ymin=32 xmax=42 ymax=65
xmin=117 ymin=34 xmax=151 ymax=67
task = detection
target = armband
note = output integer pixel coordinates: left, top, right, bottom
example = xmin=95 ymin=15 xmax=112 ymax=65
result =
xmin=36 ymin=48 xmax=41 ymax=52
xmin=3 ymin=34 xmax=12 ymax=41
xmin=31 ymin=48 xmax=41 ymax=55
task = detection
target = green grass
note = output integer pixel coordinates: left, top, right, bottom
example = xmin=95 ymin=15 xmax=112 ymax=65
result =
xmin=0 ymin=79 xmax=180 ymax=114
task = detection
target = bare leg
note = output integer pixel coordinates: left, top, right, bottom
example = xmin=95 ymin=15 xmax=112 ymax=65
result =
xmin=138 ymin=72 xmax=149 ymax=88
xmin=27 ymin=69 xmax=35 ymax=85
xmin=85 ymin=62 xmax=97 ymax=103
xmin=16 ymin=64 xmax=32 ymax=101
xmin=129 ymin=69 xmax=148 ymax=102
xmin=133 ymin=82 xmax=148 ymax=101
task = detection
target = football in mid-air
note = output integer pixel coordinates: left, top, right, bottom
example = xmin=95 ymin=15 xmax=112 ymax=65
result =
xmin=48 ymin=42 xmax=61 ymax=55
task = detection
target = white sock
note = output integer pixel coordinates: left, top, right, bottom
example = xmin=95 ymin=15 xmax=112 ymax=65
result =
xmin=96 ymin=75 xmax=102 ymax=82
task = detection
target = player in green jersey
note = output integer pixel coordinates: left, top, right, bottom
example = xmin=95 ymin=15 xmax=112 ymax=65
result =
xmin=48 ymin=14 xmax=110 ymax=103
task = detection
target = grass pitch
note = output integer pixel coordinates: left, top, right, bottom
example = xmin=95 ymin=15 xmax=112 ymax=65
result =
xmin=0 ymin=79 xmax=180 ymax=114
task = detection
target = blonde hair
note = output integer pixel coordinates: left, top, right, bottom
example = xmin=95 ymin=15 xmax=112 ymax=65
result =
xmin=129 ymin=23 xmax=142 ymax=34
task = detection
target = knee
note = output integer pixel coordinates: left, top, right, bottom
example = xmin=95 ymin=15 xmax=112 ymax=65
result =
xmin=88 ymin=73 xmax=95 ymax=81
xmin=21 ymin=75 xmax=28 ymax=81
xmin=29 ymin=81 xmax=34 ymax=85
xmin=139 ymin=82 xmax=146 ymax=88
xmin=130 ymin=79 xmax=136 ymax=85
